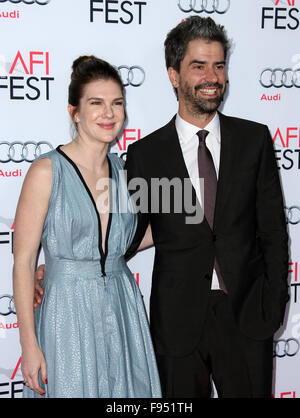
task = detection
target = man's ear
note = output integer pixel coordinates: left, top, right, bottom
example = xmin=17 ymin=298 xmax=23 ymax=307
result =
xmin=167 ymin=67 xmax=180 ymax=89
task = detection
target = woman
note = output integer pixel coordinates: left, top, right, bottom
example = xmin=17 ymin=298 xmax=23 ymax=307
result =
xmin=13 ymin=56 xmax=161 ymax=398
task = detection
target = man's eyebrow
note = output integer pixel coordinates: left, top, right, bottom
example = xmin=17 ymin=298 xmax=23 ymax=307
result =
xmin=189 ymin=60 xmax=226 ymax=65
xmin=189 ymin=60 xmax=206 ymax=65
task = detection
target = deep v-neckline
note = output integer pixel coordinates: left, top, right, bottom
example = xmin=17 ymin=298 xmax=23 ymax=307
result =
xmin=56 ymin=145 xmax=113 ymax=277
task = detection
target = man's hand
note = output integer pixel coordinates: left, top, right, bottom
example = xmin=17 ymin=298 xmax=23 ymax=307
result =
xmin=33 ymin=264 xmax=45 ymax=308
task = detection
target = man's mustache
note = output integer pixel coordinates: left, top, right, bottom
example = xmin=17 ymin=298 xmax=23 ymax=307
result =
xmin=195 ymin=83 xmax=224 ymax=91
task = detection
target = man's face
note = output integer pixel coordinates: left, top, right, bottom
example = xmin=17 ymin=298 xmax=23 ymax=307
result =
xmin=169 ymin=39 xmax=227 ymax=116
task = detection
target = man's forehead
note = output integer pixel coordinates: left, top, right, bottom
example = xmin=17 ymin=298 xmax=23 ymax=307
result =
xmin=183 ymin=39 xmax=225 ymax=60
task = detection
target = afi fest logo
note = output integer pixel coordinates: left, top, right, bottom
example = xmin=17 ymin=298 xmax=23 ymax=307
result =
xmin=261 ymin=0 xmax=299 ymax=29
xmin=90 ymin=0 xmax=147 ymax=24
xmin=177 ymin=0 xmax=230 ymax=14
xmin=289 ymin=260 xmax=300 ymax=304
xmin=0 ymin=215 xmax=14 ymax=253
xmin=0 ymin=51 xmax=54 ymax=101
xmin=272 ymin=125 xmax=300 ymax=170
xmin=0 ymin=357 xmax=24 ymax=398
xmin=112 ymin=128 xmax=141 ymax=161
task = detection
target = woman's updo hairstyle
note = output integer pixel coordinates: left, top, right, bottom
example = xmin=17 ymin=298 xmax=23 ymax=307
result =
xmin=68 ymin=55 xmax=124 ymax=119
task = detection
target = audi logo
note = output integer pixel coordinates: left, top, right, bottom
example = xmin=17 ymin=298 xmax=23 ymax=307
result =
xmin=0 ymin=0 xmax=50 ymax=4
xmin=273 ymin=338 xmax=300 ymax=358
xmin=260 ymin=68 xmax=300 ymax=88
xmin=285 ymin=206 xmax=300 ymax=225
xmin=177 ymin=0 xmax=230 ymax=14
xmin=0 ymin=295 xmax=16 ymax=317
xmin=0 ymin=141 xmax=53 ymax=163
xmin=117 ymin=65 xmax=145 ymax=87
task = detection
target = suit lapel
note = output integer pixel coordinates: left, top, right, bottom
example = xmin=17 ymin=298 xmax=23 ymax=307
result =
xmin=159 ymin=116 xmax=190 ymax=181
xmin=214 ymin=112 xmax=240 ymax=229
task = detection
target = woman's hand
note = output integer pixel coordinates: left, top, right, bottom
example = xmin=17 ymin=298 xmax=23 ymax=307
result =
xmin=21 ymin=345 xmax=47 ymax=396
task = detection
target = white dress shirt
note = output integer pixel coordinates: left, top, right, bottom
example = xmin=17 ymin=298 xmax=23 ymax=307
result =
xmin=175 ymin=112 xmax=221 ymax=290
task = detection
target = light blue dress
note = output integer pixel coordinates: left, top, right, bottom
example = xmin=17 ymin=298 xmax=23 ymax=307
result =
xmin=23 ymin=147 xmax=161 ymax=398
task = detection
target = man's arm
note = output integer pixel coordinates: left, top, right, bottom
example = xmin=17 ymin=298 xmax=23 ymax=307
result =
xmin=124 ymin=144 xmax=150 ymax=260
xmin=256 ymin=125 xmax=290 ymax=324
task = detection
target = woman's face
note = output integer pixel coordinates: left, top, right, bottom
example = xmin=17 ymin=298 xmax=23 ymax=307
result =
xmin=71 ymin=78 xmax=125 ymax=146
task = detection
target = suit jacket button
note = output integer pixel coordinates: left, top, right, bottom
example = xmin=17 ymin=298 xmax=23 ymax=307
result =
xmin=204 ymin=274 xmax=211 ymax=281
xmin=212 ymin=234 xmax=217 ymax=242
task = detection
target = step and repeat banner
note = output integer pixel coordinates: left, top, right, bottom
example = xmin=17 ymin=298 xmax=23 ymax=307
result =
xmin=0 ymin=0 xmax=299 ymax=398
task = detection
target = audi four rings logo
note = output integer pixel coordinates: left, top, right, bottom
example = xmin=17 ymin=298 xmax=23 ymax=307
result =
xmin=273 ymin=338 xmax=300 ymax=358
xmin=178 ymin=0 xmax=230 ymax=14
xmin=285 ymin=206 xmax=300 ymax=225
xmin=0 ymin=295 xmax=16 ymax=317
xmin=0 ymin=0 xmax=50 ymax=4
xmin=0 ymin=141 xmax=53 ymax=163
xmin=260 ymin=68 xmax=300 ymax=88
xmin=118 ymin=66 xmax=145 ymax=87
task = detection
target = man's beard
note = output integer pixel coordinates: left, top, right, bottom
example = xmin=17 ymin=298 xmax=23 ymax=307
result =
xmin=180 ymin=81 xmax=226 ymax=116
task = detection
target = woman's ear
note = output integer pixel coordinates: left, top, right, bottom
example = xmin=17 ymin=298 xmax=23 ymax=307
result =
xmin=68 ymin=104 xmax=79 ymax=123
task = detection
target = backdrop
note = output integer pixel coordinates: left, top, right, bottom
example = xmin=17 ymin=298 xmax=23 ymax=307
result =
xmin=0 ymin=0 xmax=299 ymax=398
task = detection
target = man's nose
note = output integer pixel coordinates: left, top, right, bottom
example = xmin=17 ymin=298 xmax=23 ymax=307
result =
xmin=205 ymin=67 xmax=218 ymax=83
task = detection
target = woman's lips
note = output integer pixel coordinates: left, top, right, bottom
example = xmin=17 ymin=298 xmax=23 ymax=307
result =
xmin=98 ymin=123 xmax=115 ymax=130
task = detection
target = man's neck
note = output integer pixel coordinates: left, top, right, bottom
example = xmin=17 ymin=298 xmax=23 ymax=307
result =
xmin=178 ymin=108 xmax=217 ymax=129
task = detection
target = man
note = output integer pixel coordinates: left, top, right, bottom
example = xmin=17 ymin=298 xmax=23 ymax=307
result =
xmin=124 ymin=16 xmax=289 ymax=398
xmin=35 ymin=16 xmax=289 ymax=398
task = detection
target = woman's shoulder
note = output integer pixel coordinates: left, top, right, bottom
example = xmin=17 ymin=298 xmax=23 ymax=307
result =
xmin=30 ymin=153 xmax=53 ymax=173
xmin=26 ymin=147 xmax=65 ymax=181
xmin=31 ymin=148 xmax=65 ymax=176
xmin=19 ymin=154 xmax=53 ymax=198
xmin=108 ymin=152 xmax=125 ymax=168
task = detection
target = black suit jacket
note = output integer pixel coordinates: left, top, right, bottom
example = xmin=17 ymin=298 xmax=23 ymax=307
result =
xmin=125 ymin=112 xmax=289 ymax=357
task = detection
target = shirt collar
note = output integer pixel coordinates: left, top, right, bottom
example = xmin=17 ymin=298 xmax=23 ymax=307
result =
xmin=176 ymin=112 xmax=221 ymax=145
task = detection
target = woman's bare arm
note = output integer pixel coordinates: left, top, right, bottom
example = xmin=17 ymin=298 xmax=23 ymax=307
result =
xmin=13 ymin=158 xmax=52 ymax=395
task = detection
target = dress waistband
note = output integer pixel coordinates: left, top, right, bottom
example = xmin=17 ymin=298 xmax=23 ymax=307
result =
xmin=44 ymin=256 xmax=127 ymax=283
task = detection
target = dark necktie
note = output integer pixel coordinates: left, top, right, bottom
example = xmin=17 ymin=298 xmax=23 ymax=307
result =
xmin=197 ymin=129 xmax=227 ymax=293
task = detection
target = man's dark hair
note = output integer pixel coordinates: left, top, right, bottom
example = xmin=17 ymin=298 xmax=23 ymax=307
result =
xmin=164 ymin=16 xmax=230 ymax=72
